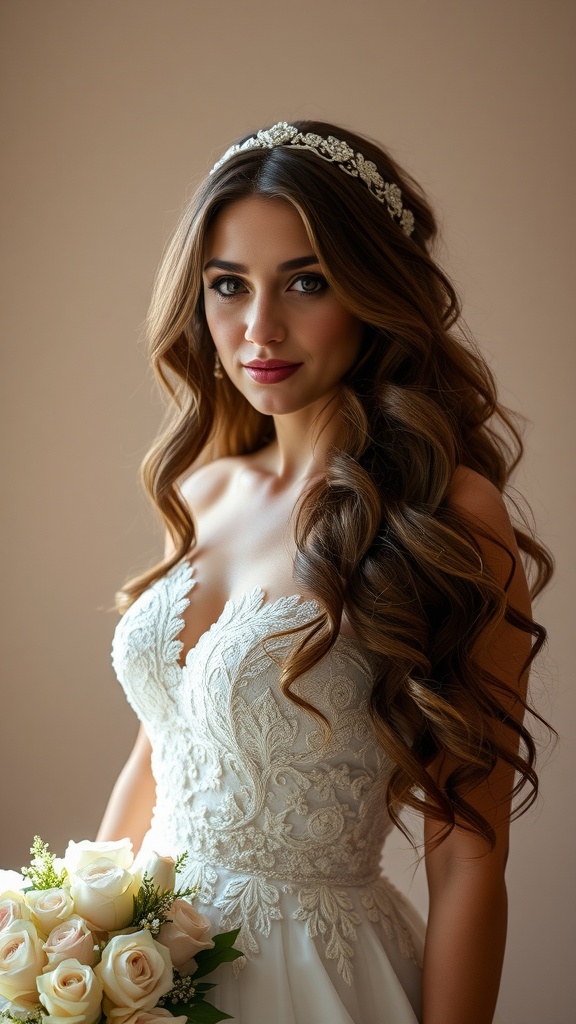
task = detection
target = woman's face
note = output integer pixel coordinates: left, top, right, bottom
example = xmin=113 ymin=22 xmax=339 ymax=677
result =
xmin=202 ymin=196 xmax=363 ymax=418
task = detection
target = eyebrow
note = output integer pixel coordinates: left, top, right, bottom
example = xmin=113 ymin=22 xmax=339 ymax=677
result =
xmin=203 ymin=255 xmax=321 ymax=273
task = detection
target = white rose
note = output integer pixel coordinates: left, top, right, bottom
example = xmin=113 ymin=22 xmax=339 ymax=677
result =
xmin=0 ymin=919 xmax=47 ymax=1007
xmin=0 ymin=871 xmax=25 ymax=893
xmin=157 ymin=900 xmax=213 ymax=977
xmin=64 ymin=840 xmax=134 ymax=877
xmin=94 ymin=929 xmax=173 ymax=1019
xmin=0 ymin=892 xmax=31 ymax=932
xmin=43 ymin=916 xmax=96 ymax=969
xmin=37 ymin=957 xmax=103 ymax=1024
xmin=70 ymin=859 xmax=136 ymax=933
xmin=26 ymin=888 xmax=75 ymax=939
xmin=119 ymin=1009 xmax=187 ymax=1024
xmin=133 ymin=852 xmax=176 ymax=894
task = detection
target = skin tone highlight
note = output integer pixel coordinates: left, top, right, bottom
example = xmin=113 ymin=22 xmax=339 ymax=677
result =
xmin=202 ymin=196 xmax=364 ymax=481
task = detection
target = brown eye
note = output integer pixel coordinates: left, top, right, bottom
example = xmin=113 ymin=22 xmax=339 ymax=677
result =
xmin=291 ymin=274 xmax=328 ymax=295
xmin=210 ymin=276 xmax=246 ymax=297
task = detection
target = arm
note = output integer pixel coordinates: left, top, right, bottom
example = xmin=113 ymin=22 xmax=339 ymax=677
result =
xmin=422 ymin=469 xmax=533 ymax=1024
xmin=96 ymin=723 xmax=156 ymax=853
xmin=423 ymin=819 xmax=508 ymax=1024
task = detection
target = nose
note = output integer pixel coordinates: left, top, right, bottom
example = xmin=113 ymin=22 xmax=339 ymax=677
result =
xmin=244 ymin=293 xmax=286 ymax=346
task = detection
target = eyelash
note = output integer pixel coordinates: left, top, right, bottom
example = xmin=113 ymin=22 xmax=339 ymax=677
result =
xmin=208 ymin=273 xmax=328 ymax=300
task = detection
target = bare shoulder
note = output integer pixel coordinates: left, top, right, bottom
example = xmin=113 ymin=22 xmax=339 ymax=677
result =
xmin=448 ymin=466 xmax=529 ymax=603
xmin=179 ymin=456 xmax=243 ymax=517
xmin=448 ymin=465 xmax=515 ymax=546
xmin=164 ymin=457 xmax=243 ymax=558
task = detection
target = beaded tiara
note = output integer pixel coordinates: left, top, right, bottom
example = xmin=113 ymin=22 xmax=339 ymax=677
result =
xmin=210 ymin=121 xmax=415 ymax=237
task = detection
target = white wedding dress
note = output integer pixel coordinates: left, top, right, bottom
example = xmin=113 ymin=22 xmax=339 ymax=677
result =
xmin=111 ymin=560 xmax=426 ymax=1023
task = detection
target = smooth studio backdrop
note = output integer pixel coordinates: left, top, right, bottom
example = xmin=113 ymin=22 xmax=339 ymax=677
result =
xmin=1 ymin=2 xmax=574 ymax=1022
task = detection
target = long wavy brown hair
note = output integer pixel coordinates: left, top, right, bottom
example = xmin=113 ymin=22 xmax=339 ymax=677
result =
xmin=118 ymin=121 xmax=553 ymax=848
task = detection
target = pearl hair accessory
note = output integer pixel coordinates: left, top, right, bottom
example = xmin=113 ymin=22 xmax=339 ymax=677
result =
xmin=210 ymin=121 xmax=415 ymax=237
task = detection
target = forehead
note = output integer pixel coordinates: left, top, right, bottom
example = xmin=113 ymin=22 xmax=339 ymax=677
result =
xmin=204 ymin=196 xmax=314 ymax=262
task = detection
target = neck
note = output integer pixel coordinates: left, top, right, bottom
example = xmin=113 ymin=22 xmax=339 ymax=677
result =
xmin=263 ymin=393 xmax=342 ymax=484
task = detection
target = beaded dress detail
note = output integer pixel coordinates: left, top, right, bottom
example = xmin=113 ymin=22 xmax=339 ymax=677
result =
xmin=111 ymin=561 xmax=425 ymax=1024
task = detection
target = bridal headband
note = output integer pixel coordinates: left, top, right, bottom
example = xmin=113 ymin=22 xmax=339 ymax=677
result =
xmin=210 ymin=121 xmax=415 ymax=237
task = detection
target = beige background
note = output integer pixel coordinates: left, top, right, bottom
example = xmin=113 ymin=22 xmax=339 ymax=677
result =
xmin=1 ymin=1 xmax=574 ymax=1021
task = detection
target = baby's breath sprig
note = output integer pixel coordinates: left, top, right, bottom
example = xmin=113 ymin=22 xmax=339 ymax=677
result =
xmin=0 ymin=1008 xmax=46 ymax=1024
xmin=160 ymin=970 xmax=197 ymax=1006
xmin=21 ymin=837 xmax=67 ymax=891
xmin=131 ymin=873 xmax=196 ymax=936
xmin=159 ymin=972 xmax=233 ymax=1022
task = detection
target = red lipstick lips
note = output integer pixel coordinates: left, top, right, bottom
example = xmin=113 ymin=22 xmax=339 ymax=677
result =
xmin=243 ymin=359 xmax=302 ymax=384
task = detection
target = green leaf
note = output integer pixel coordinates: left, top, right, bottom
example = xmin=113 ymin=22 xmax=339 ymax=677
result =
xmin=163 ymin=999 xmax=192 ymax=1015
xmin=190 ymin=931 xmax=242 ymax=981
xmin=212 ymin=929 xmax=240 ymax=948
xmin=164 ymin=999 xmax=200 ymax=1016
xmin=183 ymin=1004 xmax=233 ymax=1024
xmin=163 ymin=1000 xmax=232 ymax=1023
xmin=193 ymin=929 xmax=240 ymax=965
xmin=174 ymin=852 xmax=189 ymax=874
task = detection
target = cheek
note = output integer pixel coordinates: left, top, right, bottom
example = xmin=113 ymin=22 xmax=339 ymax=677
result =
xmin=205 ymin=306 xmax=242 ymax=352
xmin=203 ymin=290 xmax=229 ymax=339
xmin=313 ymin=310 xmax=363 ymax=364
xmin=204 ymin=304 xmax=222 ymax=341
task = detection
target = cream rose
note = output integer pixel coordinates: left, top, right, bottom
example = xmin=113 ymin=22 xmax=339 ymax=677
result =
xmin=37 ymin=957 xmax=103 ymax=1024
xmin=64 ymin=839 xmax=134 ymax=877
xmin=70 ymin=858 xmax=136 ymax=933
xmin=133 ymin=852 xmax=176 ymax=894
xmin=26 ymin=888 xmax=75 ymax=939
xmin=118 ymin=1009 xmax=187 ymax=1024
xmin=157 ymin=900 xmax=213 ymax=977
xmin=43 ymin=916 xmax=96 ymax=969
xmin=0 ymin=919 xmax=47 ymax=1007
xmin=94 ymin=929 xmax=173 ymax=1019
xmin=0 ymin=892 xmax=31 ymax=932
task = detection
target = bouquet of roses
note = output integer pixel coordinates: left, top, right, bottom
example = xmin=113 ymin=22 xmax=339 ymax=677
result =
xmin=0 ymin=838 xmax=241 ymax=1024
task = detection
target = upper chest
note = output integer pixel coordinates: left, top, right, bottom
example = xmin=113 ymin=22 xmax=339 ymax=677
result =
xmin=176 ymin=477 xmax=308 ymax=662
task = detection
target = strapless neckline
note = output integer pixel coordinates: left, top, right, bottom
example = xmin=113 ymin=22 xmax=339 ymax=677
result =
xmin=171 ymin=558 xmax=369 ymax=670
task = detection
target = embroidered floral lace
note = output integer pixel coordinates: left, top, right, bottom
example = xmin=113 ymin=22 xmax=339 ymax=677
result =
xmin=111 ymin=561 xmax=417 ymax=983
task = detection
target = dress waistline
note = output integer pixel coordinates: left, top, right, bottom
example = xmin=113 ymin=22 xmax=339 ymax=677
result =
xmin=184 ymin=855 xmax=383 ymax=890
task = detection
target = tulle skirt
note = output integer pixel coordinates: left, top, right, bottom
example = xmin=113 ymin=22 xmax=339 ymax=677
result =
xmin=190 ymin=865 xmax=426 ymax=1024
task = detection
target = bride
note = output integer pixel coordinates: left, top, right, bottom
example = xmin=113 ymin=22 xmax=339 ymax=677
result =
xmin=98 ymin=121 xmax=552 ymax=1024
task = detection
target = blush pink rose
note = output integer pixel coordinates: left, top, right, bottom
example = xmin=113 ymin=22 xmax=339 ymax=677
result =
xmin=157 ymin=900 xmax=214 ymax=977
xmin=43 ymin=915 xmax=96 ymax=969
xmin=94 ymin=929 xmax=173 ymax=1019
xmin=0 ymin=893 xmax=30 ymax=932
xmin=118 ymin=1010 xmax=187 ymax=1024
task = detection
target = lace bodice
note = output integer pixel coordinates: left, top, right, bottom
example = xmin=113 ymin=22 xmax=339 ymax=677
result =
xmin=111 ymin=561 xmax=417 ymax=980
